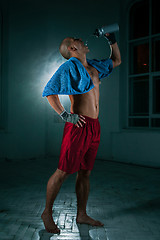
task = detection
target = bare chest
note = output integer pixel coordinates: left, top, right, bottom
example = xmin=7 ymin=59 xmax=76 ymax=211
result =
xmin=84 ymin=65 xmax=101 ymax=86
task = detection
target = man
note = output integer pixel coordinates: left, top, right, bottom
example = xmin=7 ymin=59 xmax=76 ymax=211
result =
xmin=41 ymin=32 xmax=121 ymax=234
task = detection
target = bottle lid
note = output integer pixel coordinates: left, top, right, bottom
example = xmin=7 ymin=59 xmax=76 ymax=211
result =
xmin=93 ymin=29 xmax=100 ymax=37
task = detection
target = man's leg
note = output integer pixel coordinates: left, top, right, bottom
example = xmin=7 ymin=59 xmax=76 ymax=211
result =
xmin=41 ymin=168 xmax=69 ymax=233
xmin=75 ymin=169 xmax=104 ymax=226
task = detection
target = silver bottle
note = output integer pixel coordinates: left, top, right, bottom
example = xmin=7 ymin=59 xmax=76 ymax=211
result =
xmin=94 ymin=23 xmax=119 ymax=37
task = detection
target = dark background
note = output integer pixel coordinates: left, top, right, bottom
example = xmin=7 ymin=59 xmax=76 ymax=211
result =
xmin=0 ymin=0 xmax=160 ymax=168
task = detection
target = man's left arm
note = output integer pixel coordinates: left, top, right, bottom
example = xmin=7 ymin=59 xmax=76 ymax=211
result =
xmin=110 ymin=42 xmax=121 ymax=68
xmin=104 ymin=33 xmax=121 ymax=68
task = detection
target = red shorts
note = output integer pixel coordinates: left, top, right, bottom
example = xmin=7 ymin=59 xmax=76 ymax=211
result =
xmin=58 ymin=115 xmax=100 ymax=174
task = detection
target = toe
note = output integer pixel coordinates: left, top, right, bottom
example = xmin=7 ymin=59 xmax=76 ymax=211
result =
xmin=97 ymin=221 xmax=104 ymax=226
xmin=55 ymin=226 xmax=60 ymax=234
xmin=46 ymin=227 xmax=60 ymax=234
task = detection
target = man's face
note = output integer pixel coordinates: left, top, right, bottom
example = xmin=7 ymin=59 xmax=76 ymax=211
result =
xmin=71 ymin=37 xmax=90 ymax=54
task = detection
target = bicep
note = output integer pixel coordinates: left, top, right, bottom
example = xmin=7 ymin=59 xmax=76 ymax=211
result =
xmin=46 ymin=95 xmax=64 ymax=114
xmin=111 ymin=60 xmax=117 ymax=69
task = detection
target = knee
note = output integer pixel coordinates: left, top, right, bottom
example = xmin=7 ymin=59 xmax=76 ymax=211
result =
xmin=77 ymin=169 xmax=91 ymax=178
xmin=56 ymin=169 xmax=69 ymax=182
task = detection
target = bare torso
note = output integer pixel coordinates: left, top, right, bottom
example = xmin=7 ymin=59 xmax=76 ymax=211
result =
xmin=69 ymin=64 xmax=101 ymax=119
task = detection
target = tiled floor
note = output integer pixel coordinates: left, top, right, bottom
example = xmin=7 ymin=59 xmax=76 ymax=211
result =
xmin=0 ymin=157 xmax=160 ymax=240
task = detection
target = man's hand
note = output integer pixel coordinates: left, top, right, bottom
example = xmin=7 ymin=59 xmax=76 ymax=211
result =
xmin=75 ymin=115 xmax=86 ymax=128
xmin=104 ymin=33 xmax=121 ymax=68
xmin=60 ymin=110 xmax=86 ymax=127
xmin=104 ymin=33 xmax=116 ymax=45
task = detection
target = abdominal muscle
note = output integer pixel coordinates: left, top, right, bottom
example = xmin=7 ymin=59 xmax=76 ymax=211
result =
xmin=69 ymin=84 xmax=100 ymax=119
xmin=69 ymin=64 xmax=100 ymax=119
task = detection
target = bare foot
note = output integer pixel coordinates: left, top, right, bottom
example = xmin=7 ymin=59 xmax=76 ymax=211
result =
xmin=76 ymin=213 xmax=104 ymax=227
xmin=41 ymin=210 xmax=60 ymax=234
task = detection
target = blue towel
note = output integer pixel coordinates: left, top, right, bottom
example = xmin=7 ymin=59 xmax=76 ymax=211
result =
xmin=42 ymin=57 xmax=113 ymax=96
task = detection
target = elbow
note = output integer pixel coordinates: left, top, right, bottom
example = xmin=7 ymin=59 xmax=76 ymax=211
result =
xmin=112 ymin=59 xmax=122 ymax=68
xmin=116 ymin=56 xmax=122 ymax=66
xmin=117 ymin=59 xmax=122 ymax=66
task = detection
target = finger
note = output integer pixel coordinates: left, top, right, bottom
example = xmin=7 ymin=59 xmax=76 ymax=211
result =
xmin=78 ymin=120 xmax=83 ymax=127
xmin=81 ymin=119 xmax=86 ymax=124
xmin=75 ymin=123 xmax=79 ymax=128
xmin=79 ymin=115 xmax=85 ymax=120
xmin=79 ymin=116 xmax=86 ymax=124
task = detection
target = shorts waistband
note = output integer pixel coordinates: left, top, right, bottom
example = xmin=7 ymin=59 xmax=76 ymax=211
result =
xmin=71 ymin=112 xmax=99 ymax=122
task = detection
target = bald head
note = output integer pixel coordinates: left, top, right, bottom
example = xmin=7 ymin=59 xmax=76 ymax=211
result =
xmin=59 ymin=37 xmax=73 ymax=60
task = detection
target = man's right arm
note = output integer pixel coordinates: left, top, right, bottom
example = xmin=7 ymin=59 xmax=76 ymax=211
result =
xmin=47 ymin=95 xmax=64 ymax=115
xmin=46 ymin=95 xmax=86 ymax=127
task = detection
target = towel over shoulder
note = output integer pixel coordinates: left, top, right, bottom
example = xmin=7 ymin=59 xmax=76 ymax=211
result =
xmin=42 ymin=57 xmax=113 ymax=96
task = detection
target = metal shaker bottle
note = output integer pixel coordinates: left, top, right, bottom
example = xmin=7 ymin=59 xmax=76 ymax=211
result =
xmin=93 ymin=23 xmax=119 ymax=37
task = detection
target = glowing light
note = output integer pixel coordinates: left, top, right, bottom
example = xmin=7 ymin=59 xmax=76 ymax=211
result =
xmin=39 ymin=51 xmax=69 ymax=103
xmin=143 ymin=63 xmax=147 ymax=66
xmin=59 ymin=95 xmax=70 ymax=112
xmin=42 ymin=51 xmax=65 ymax=87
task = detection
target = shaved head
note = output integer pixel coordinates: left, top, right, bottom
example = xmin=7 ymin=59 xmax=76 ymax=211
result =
xmin=59 ymin=37 xmax=73 ymax=59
